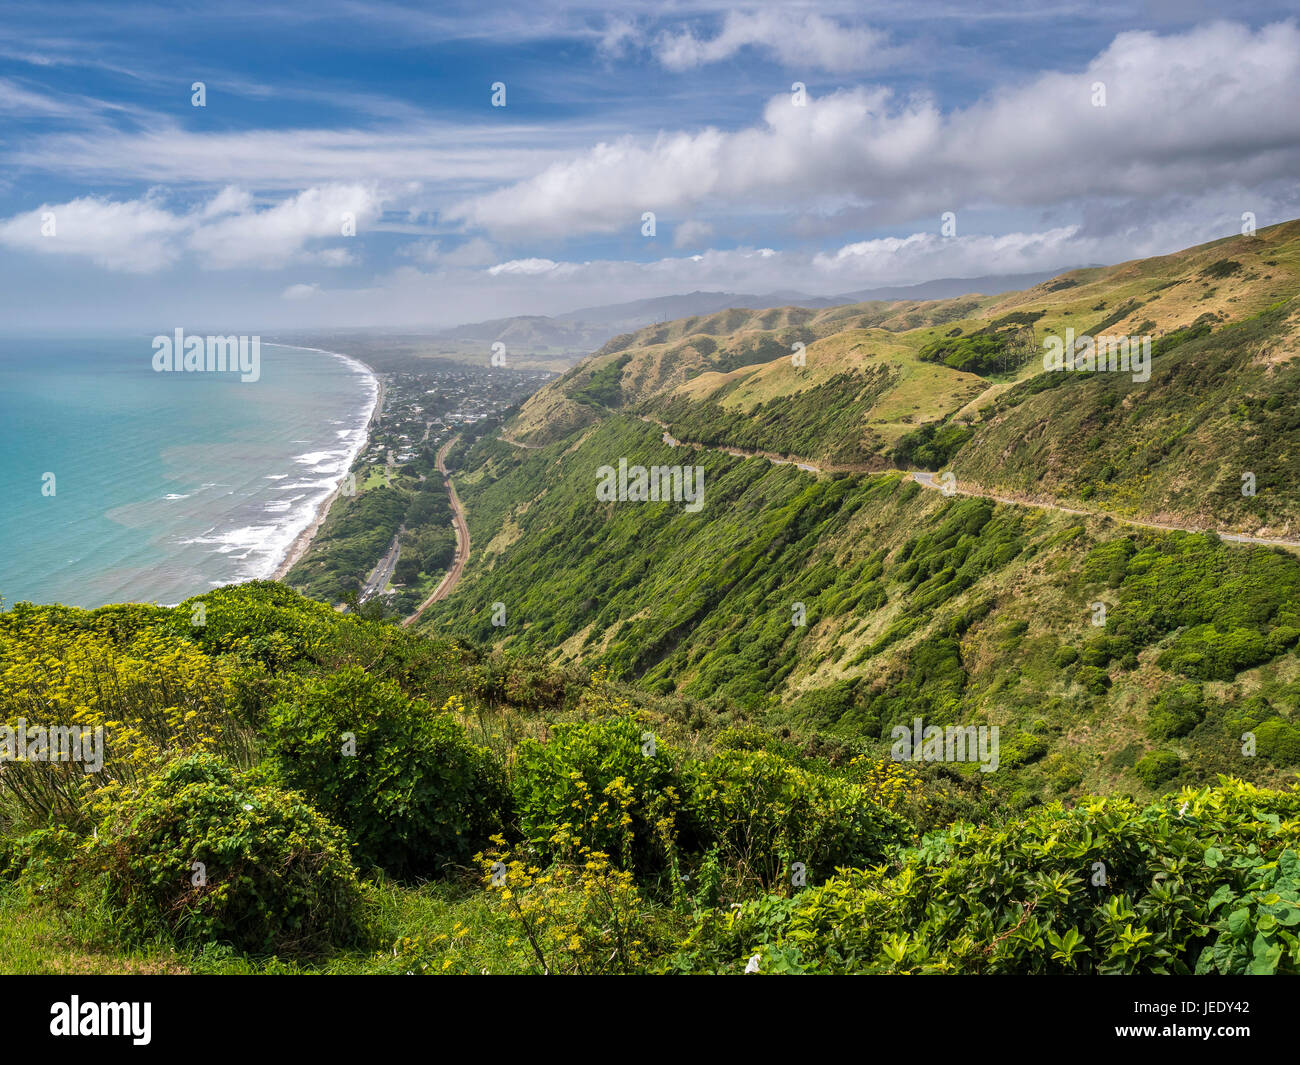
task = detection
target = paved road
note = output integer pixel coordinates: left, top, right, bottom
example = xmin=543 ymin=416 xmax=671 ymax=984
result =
xmin=361 ymin=532 xmax=401 ymax=601
xmin=402 ymin=435 xmax=470 ymax=627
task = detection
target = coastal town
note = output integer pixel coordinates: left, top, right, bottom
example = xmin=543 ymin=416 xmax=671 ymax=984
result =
xmin=360 ymin=365 xmax=552 ymax=470
xmin=281 ymin=362 xmax=551 ymax=618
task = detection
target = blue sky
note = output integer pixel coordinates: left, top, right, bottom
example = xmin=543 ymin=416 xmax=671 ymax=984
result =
xmin=2 ymin=0 xmax=1299 ymax=329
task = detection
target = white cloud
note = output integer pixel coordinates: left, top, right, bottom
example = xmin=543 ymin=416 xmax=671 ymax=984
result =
xmin=281 ymin=282 xmax=321 ymax=300
xmin=673 ymin=219 xmax=714 ymax=249
xmin=186 ymin=185 xmax=380 ymax=269
xmin=0 ymin=193 xmax=188 ymax=272
xmin=656 ymin=11 xmax=895 ymax=73
xmin=198 ymin=186 xmax=255 ymax=219
xmin=454 ymin=20 xmax=1300 ymax=240
xmin=0 ymin=184 xmax=383 ymax=272
xmin=487 ymin=257 xmax=565 ymax=276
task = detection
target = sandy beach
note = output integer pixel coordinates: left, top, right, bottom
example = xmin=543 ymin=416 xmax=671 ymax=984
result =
xmin=272 ymin=359 xmax=384 ymax=581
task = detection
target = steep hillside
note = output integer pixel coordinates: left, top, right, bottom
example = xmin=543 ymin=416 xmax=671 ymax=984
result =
xmin=426 ymin=418 xmax=1300 ymax=799
xmin=505 ymin=221 xmax=1300 ymax=523
xmin=414 ymin=223 xmax=1300 ymax=803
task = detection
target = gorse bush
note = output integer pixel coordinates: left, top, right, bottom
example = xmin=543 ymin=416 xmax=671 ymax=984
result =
xmin=264 ymin=668 xmax=509 ymax=878
xmin=88 ymin=754 xmax=364 ymax=954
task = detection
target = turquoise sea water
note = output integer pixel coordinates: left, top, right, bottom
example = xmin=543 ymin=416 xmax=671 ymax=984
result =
xmin=0 ymin=336 xmax=376 ymax=608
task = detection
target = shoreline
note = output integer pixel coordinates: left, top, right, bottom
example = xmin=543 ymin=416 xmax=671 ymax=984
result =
xmin=270 ymin=347 xmax=384 ymax=582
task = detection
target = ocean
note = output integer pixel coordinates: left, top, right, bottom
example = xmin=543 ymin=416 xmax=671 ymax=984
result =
xmin=0 ymin=335 xmax=377 ymax=609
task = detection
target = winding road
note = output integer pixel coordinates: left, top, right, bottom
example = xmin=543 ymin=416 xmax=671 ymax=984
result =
xmin=402 ymin=435 xmax=470 ymax=627
xmin=909 ymin=471 xmax=1300 ymax=550
xmin=411 ymin=422 xmax=1296 ymax=629
xmin=648 ymin=418 xmax=1300 ymax=552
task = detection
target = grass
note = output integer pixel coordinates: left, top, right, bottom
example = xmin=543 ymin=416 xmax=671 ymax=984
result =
xmin=0 ymin=874 xmax=536 ymax=976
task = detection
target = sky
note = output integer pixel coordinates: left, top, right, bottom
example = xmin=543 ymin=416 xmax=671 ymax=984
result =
xmin=1 ymin=0 xmax=1299 ymax=330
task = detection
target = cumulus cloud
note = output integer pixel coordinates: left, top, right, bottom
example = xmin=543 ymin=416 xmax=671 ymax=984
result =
xmin=0 ymin=184 xmax=381 ymax=272
xmin=281 ymin=282 xmax=321 ymax=300
xmin=0 ymin=193 xmax=189 ymax=272
xmin=656 ymin=11 xmax=895 ymax=73
xmin=187 ymin=185 xmax=379 ymax=269
xmin=453 ymin=20 xmax=1300 ymax=240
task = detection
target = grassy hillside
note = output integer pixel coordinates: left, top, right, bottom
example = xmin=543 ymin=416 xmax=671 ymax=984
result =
xmin=503 ymin=221 xmax=1300 ymax=531
xmin=425 ymin=416 xmax=1300 ymax=801
xmin=11 ymin=225 xmax=1299 ymax=976
xmin=951 ymin=300 xmax=1300 ymax=537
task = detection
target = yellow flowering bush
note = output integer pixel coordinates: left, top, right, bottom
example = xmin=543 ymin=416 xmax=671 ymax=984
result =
xmin=843 ymin=755 xmax=932 ymax=822
xmin=0 ymin=605 xmax=251 ymax=828
xmin=479 ymin=828 xmax=654 ymax=975
xmin=511 ymin=714 xmax=685 ymax=878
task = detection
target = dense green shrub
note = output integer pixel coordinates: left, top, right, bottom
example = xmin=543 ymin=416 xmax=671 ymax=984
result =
xmin=173 ymin=580 xmax=337 ymax=670
xmin=1148 ymin=684 xmax=1206 ymax=740
xmin=1085 ymin=535 xmax=1300 ymax=682
xmin=685 ymin=749 xmax=910 ymax=893
xmin=89 ymin=754 xmax=363 ymax=953
xmin=1135 ymin=750 xmax=1182 ymax=788
xmin=264 ymin=667 xmax=509 ymax=877
xmin=511 ymin=714 xmax=686 ymax=875
xmin=891 ymin=421 xmax=974 ymax=469
xmin=1254 ymin=718 xmax=1300 ymax=764
xmin=573 ymin=355 xmax=631 ymax=408
xmin=917 ymin=330 xmax=1030 ymax=376
xmin=665 ymin=780 xmax=1300 ymax=974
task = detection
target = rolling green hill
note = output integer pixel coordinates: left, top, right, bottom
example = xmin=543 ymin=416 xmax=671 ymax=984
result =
xmin=506 ymin=221 xmax=1300 ymax=534
xmin=421 ymin=222 xmax=1300 ymax=800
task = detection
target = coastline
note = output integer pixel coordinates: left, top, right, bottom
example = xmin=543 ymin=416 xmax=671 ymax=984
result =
xmin=269 ymin=347 xmax=384 ymax=582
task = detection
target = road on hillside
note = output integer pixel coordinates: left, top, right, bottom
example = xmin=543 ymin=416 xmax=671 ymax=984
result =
xmin=908 ymin=470 xmax=1300 ymax=550
xmin=645 ymin=417 xmax=1300 ymax=551
xmin=499 ymin=434 xmax=543 ymax=449
xmin=490 ymin=415 xmax=1300 ymax=552
xmin=402 ymin=435 xmax=470 ymax=627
